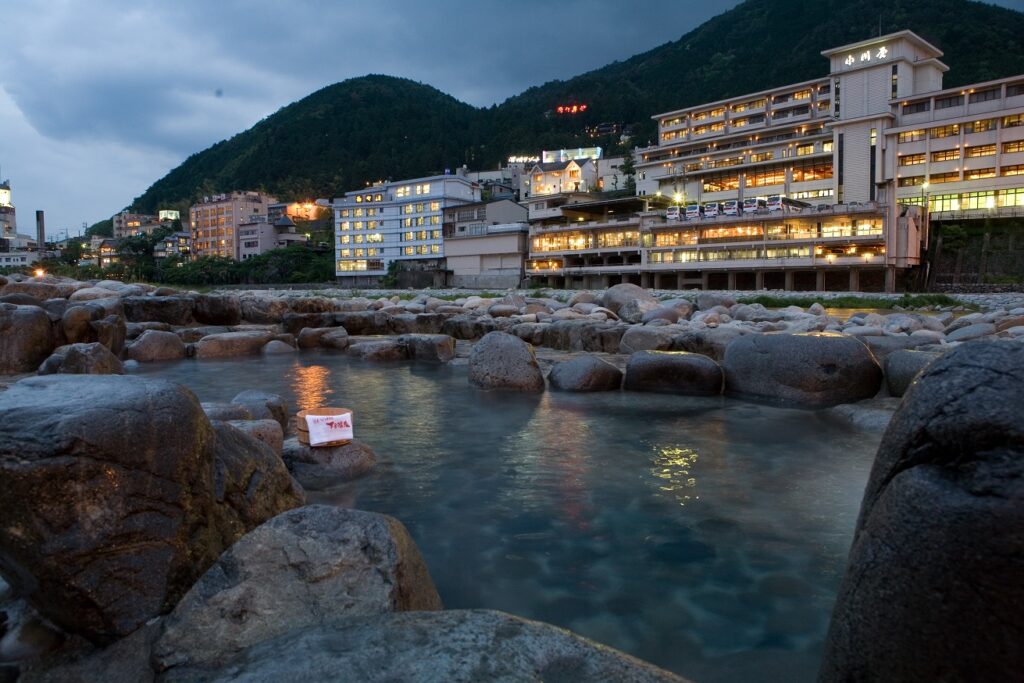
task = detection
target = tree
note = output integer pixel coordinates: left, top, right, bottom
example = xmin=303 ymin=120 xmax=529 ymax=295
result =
xmin=619 ymin=151 xmax=637 ymax=194
xmin=84 ymin=219 xmax=113 ymax=238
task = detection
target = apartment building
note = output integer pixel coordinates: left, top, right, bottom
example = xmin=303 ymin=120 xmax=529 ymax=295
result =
xmin=238 ymin=215 xmax=308 ymax=260
xmin=528 ymin=29 xmax=1021 ymax=292
xmin=441 ymin=199 xmax=529 ymax=287
xmin=189 ymin=191 xmax=276 ymax=260
xmin=153 ymin=232 xmax=192 ymax=260
xmin=333 ymin=174 xmax=480 ymax=285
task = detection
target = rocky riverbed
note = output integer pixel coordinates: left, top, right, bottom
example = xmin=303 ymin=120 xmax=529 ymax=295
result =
xmin=2 ymin=271 xmax=1023 ymax=681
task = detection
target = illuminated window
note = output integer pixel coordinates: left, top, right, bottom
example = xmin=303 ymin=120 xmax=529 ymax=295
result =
xmin=432 ymin=230 xmax=442 ymax=239
xmin=964 ymin=119 xmax=997 ymax=133
xmin=929 ymin=124 xmax=959 ymax=139
xmin=967 ymin=144 xmax=996 ymax=157
xmin=355 ymin=196 xmax=363 ymax=203
xmin=903 ymin=101 xmax=930 ymax=114
xmin=961 ymin=191 xmax=996 ymax=209
xmin=899 ymin=153 xmax=926 ymax=166
xmin=354 ymin=234 xmax=364 ymax=244
xmin=823 ymin=141 xmax=834 ymax=153
xmin=430 ymin=244 xmax=440 ymax=254
xmin=1004 ymin=141 xmax=1024 ymax=153
xmin=965 ymin=167 xmax=996 ymax=180
xmin=930 ymin=172 xmax=960 ymax=184
xmin=898 ymin=176 xmax=925 ymax=187
xmin=430 ymin=201 xmax=440 ymax=211
xmin=934 ymin=94 xmax=963 ymax=110
xmin=747 ymin=166 xmax=786 ymax=187
xmin=1000 ymin=164 xmax=1024 ymax=176
xmin=404 ymin=246 xmax=414 ymax=255
xmin=793 ymin=89 xmax=812 ymax=100
xmin=396 ymin=186 xmax=410 ymax=198
xmin=1005 ymin=114 xmax=1024 ymax=128
xmin=998 ymin=188 xmax=1024 ymax=207
xmin=403 ymin=204 xmax=414 ymax=214
xmin=792 ymin=160 xmax=833 ymax=182
xmin=415 ymin=203 xmax=425 ymax=212
xmin=430 ymin=215 xmax=440 ymax=225
xmin=339 ymin=235 xmax=350 ymax=244
xmin=749 ymin=152 xmax=773 ymax=163
xmin=932 ymin=149 xmax=960 ymax=162
xmin=898 ymin=130 xmax=926 ymax=143
xmin=702 ymin=173 xmax=740 ymax=192
xmin=796 ymin=144 xmax=814 ymax=156
xmin=374 ymin=193 xmax=383 ymax=201
xmin=969 ymin=88 xmax=1000 ymax=104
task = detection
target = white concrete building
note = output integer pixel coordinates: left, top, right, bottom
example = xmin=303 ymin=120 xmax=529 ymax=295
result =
xmin=238 ymin=215 xmax=309 ymax=260
xmin=538 ymin=29 xmax=1024 ymax=292
xmin=333 ymin=174 xmax=480 ymax=284
xmin=189 ymin=191 xmax=277 ymax=260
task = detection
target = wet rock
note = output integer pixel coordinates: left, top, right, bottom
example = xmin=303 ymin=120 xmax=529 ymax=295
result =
xmin=0 ymin=600 xmax=65 ymax=662
xmin=261 ymin=339 xmax=296 ymax=355
xmin=192 ymin=294 xmax=241 ymax=326
xmin=619 ymin=325 xmax=676 ymax=354
xmin=624 ymin=351 xmax=723 ymax=395
xmin=226 ymin=419 xmax=284 ymax=457
xmin=548 ymin=355 xmax=623 ymax=392
xmin=821 ymin=342 xmax=1024 ymax=682
xmin=18 ymin=620 xmax=159 ymax=683
xmin=0 ymin=375 xmax=303 ymax=643
xmin=469 ymin=331 xmax=545 ymax=392
xmin=125 ymin=330 xmax=186 ymax=362
xmin=347 ymin=339 xmax=409 ymax=361
xmin=240 ymin=297 xmax=291 ymax=324
xmin=194 ymin=331 xmax=274 ymax=359
xmin=126 ymin=321 xmax=172 ymax=340
xmin=154 ymin=505 xmax=440 ymax=671
xmin=296 ymin=327 xmax=332 ymax=348
xmin=202 ymin=402 xmax=254 ymax=422
xmin=399 ymin=333 xmax=456 ymax=362
xmin=0 ymin=281 xmax=64 ymax=301
xmin=0 ymin=304 xmax=55 ymax=373
xmin=696 ymin=292 xmax=736 ymax=311
xmin=641 ymin=307 xmax=681 ymax=324
xmin=722 ymin=332 xmax=882 ymax=408
xmin=488 ymin=304 xmax=519 ymax=317
xmin=122 ymin=296 xmax=195 ymax=326
xmin=823 ymin=397 xmax=900 ymax=432
xmin=318 ymin=328 xmax=350 ymax=350
xmin=90 ymin=315 xmax=127 ymax=356
xmin=68 ymin=287 xmax=119 ymax=302
xmin=231 ymin=391 xmax=289 ymax=433
xmin=158 ymin=610 xmax=686 ymax=683
xmin=671 ymin=324 xmax=747 ymax=361
xmin=37 ymin=342 xmax=124 ymax=375
xmin=884 ymin=349 xmax=942 ymax=397
xmin=280 ymin=438 xmax=376 ymax=490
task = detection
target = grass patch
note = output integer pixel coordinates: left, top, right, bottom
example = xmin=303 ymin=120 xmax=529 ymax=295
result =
xmin=736 ymin=293 xmax=971 ymax=310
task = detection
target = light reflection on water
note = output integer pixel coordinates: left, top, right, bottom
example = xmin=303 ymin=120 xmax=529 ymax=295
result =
xmin=130 ymin=351 xmax=879 ymax=683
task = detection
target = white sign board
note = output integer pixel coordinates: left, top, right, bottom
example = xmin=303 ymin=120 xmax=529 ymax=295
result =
xmin=305 ymin=412 xmax=353 ymax=446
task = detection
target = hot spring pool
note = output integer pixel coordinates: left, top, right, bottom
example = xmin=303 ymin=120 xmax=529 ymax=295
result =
xmin=130 ymin=351 xmax=879 ymax=682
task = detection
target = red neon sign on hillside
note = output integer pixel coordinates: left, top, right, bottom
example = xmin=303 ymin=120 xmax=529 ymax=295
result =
xmin=555 ymin=104 xmax=588 ymax=114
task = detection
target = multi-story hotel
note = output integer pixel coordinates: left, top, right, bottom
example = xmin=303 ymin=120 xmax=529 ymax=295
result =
xmin=527 ymin=30 xmax=1024 ymax=292
xmin=333 ymin=174 xmax=480 ymax=284
xmin=189 ymin=191 xmax=276 ymax=260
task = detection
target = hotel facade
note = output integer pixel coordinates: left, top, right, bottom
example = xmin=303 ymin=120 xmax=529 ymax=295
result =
xmin=333 ymin=174 xmax=480 ymax=284
xmin=527 ymin=30 xmax=1024 ymax=292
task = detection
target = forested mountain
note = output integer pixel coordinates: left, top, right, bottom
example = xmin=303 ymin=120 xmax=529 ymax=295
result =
xmin=130 ymin=0 xmax=1024 ymax=214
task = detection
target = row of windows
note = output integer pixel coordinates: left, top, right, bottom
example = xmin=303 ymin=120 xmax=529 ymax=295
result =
xmin=703 ymin=161 xmax=833 ymax=192
xmin=337 ymin=259 xmax=385 ymax=271
xmin=402 ymin=216 xmax=442 ymax=227
xmin=403 ymin=245 xmax=442 ymax=255
xmin=338 ymin=248 xmax=382 ymax=258
xmin=898 ymin=165 xmax=1024 ymax=186
xmin=338 ymin=221 xmax=380 ymax=231
xmin=913 ymin=188 xmax=1024 ymax=211
xmin=903 ymin=87 xmax=1004 ymax=114
xmin=338 ymin=233 xmax=384 ymax=245
xmin=899 ymin=140 xmax=1023 ymax=165
xmin=353 ymin=193 xmax=384 ymax=204
xmin=897 ymin=115 xmax=1024 ymax=143
xmin=401 ymin=201 xmax=442 ymax=214
xmin=339 ymin=207 xmax=379 ymax=218
xmin=395 ymin=183 xmax=432 ymax=198
xmin=403 ymin=230 xmax=442 ymax=241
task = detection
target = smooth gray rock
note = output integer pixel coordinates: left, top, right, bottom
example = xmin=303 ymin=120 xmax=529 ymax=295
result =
xmin=399 ymin=333 xmax=456 ymax=362
xmin=154 ymin=505 xmax=441 ymax=671
xmin=37 ymin=343 xmax=123 ymax=376
xmin=884 ymin=349 xmax=942 ymax=397
xmin=0 ymin=304 xmax=54 ymax=374
xmin=696 ymin=292 xmax=736 ymax=311
xmin=468 ymin=331 xmax=545 ymax=392
xmin=122 ymin=296 xmax=194 ymax=326
xmin=90 ymin=314 xmax=127 ymax=356
xmin=347 ymin=339 xmax=409 ymax=361
xmin=619 ymin=325 xmax=675 ymax=354
xmin=945 ymin=322 xmax=996 ymax=342
xmin=723 ymin=332 xmax=882 ymax=408
xmin=0 ymin=375 xmax=304 ymax=643
xmin=195 ymin=331 xmax=274 ymax=359
xmin=202 ymin=402 xmax=254 ymax=422
xmin=641 ymin=306 xmax=681 ymax=324
xmin=618 ymin=297 xmax=661 ymax=324
xmin=624 ymin=351 xmax=723 ymax=395
xmin=126 ymin=321 xmax=172 ymax=340
xmin=671 ymin=324 xmax=747 ymax=361
xmin=231 ymin=391 xmax=289 ymax=433
xmin=159 ymin=610 xmax=688 ymax=683
xmin=318 ymin=327 xmax=350 ymax=350
xmin=0 ymin=281 xmax=65 ymax=301
xmin=239 ymin=297 xmax=291 ymax=324
xmin=192 ymin=294 xmax=241 ymax=326
xmin=820 ymin=342 xmax=1024 ymax=682
xmin=261 ymin=339 xmax=296 ymax=355
xmin=280 ymin=437 xmax=376 ymax=489
xmin=60 ymin=304 xmax=103 ymax=345
xmin=548 ymin=355 xmax=623 ymax=392
xmin=18 ymin=621 xmax=159 ymax=683
xmin=125 ymin=330 xmax=186 ymax=362
xmin=601 ymin=283 xmax=657 ymax=315
xmin=295 ymin=327 xmax=332 ymax=349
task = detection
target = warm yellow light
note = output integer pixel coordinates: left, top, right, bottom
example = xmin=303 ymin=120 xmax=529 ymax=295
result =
xmin=863 ymin=252 xmax=873 ymax=262
xmin=34 ymin=268 xmax=45 ymax=278
xmin=826 ymin=253 xmax=836 ymax=263
xmin=673 ymin=192 xmax=682 ymax=203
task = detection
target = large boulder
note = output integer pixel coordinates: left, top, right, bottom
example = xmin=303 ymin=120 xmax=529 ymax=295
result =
xmin=722 ymin=332 xmax=882 ymax=407
xmin=319 ymin=328 xmax=350 ymax=350
xmin=624 ymin=351 xmax=723 ymax=395
xmin=0 ymin=304 xmax=55 ymax=374
xmin=468 ymin=331 xmax=545 ymax=392
xmin=619 ymin=325 xmax=675 ymax=354
xmin=227 ymin=419 xmax=284 ymax=457
xmin=601 ymin=283 xmax=657 ymax=316
xmin=0 ymin=281 xmax=64 ymax=301
xmin=548 ymin=355 xmax=623 ymax=392
xmin=91 ymin=314 xmax=127 ymax=356
xmin=671 ymin=325 xmax=748 ymax=361
xmin=193 ymin=294 xmax=242 ymax=326
xmin=158 ymin=610 xmax=687 ymax=683
xmin=239 ymin=297 xmax=292 ymax=324
xmin=194 ymin=331 xmax=274 ymax=359
xmin=0 ymin=375 xmax=304 ymax=643
xmin=347 ymin=339 xmax=409 ymax=361
xmin=280 ymin=437 xmax=376 ymax=489
xmin=820 ymin=342 xmax=1024 ymax=682
xmin=125 ymin=330 xmax=186 ymax=362
xmin=153 ymin=505 xmax=441 ymax=671
xmin=398 ymin=333 xmax=456 ymax=362
xmin=231 ymin=390 xmax=289 ymax=433
xmin=617 ymin=297 xmax=661 ymax=324
xmin=884 ymin=349 xmax=941 ymax=397
xmin=37 ymin=342 xmax=124 ymax=375
xmin=122 ymin=296 xmax=195 ymax=326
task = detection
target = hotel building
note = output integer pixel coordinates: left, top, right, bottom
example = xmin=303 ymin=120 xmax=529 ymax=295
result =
xmin=528 ymin=30 xmax=1024 ymax=291
xmin=333 ymin=174 xmax=480 ymax=285
xmin=189 ymin=191 xmax=277 ymax=260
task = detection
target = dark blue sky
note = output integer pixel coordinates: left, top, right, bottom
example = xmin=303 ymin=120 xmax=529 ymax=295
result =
xmin=1 ymin=0 xmax=1021 ymax=233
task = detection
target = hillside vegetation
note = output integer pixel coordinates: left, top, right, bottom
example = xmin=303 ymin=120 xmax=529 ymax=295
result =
xmin=131 ymin=0 xmax=1024 ymax=214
